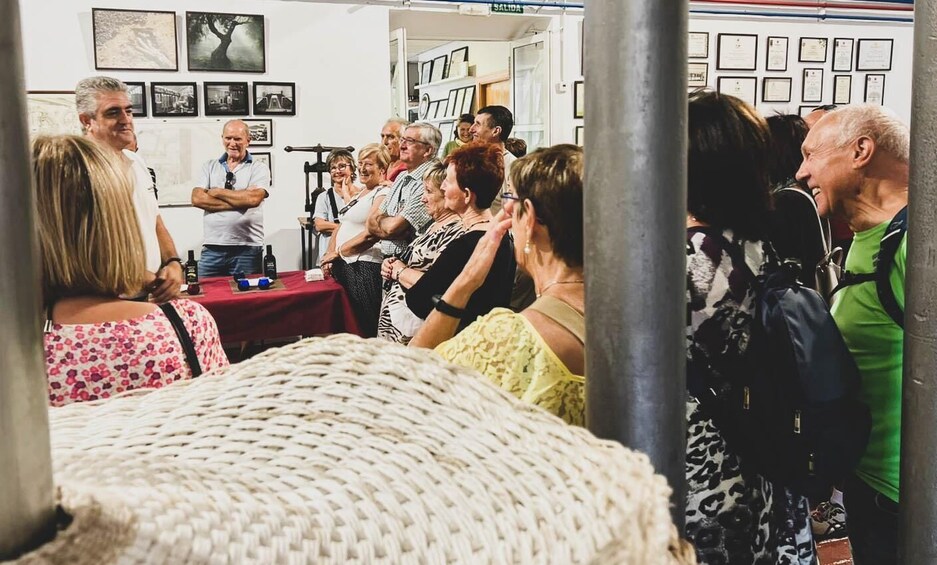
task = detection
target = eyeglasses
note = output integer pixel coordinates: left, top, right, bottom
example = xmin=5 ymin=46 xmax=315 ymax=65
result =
xmin=330 ymin=163 xmax=350 ymax=172
xmin=400 ymin=137 xmax=430 ymax=147
xmin=501 ymin=192 xmax=520 ymax=203
xmin=224 ymin=171 xmax=236 ymax=189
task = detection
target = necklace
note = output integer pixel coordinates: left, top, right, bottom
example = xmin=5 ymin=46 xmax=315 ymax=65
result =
xmin=537 ymin=279 xmax=584 ymax=297
xmin=464 ymin=218 xmax=490 ymax=230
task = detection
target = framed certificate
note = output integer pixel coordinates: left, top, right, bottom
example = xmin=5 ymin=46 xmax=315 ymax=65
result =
xmin=717 ymin=34 xmax=758 ymax=71
xmin=802 ymin=68 xmax=824 ymax=102
xmin=575 ymin=126 xmax=584 ymax=147
xmin=865 ymin=74 xmax=885 ymax=105
xmin=857 ymin=39 xmax=893 ymax=71
xmin=799 ymin=37 xmax=828 ymax=63
xmin=762 ymin=77 xmax=792 ymax=103
xmin=766 ymin=36 xmax=789 ymax=72
xmin=833 ymin=75 xmax=852 ymax=105
xmin=688 ymin=62 xmax=708 ymax=88
xmin=574 ymin=80 xmax=584 ymax=118
xmin=717 ymin=76 xmax=757 ymax=106
xmin=832 ymin=38 xmax=854 ymax=72
xmin=689 ymin=32 xmax=709 ymax=58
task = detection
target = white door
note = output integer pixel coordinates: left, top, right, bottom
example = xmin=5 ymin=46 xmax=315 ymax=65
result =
xmin=389 ymin=28 xmax=408 ymax=119
xmin=510 ymin=32 xmax=550 ymax=151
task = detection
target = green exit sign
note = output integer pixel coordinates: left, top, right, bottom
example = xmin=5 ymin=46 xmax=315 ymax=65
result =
xmin=491 ymin=3 xmax=524 ymax=14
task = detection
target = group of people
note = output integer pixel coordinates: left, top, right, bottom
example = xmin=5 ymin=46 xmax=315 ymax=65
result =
xmin=32 ymin=74 xmax=909 ymax=564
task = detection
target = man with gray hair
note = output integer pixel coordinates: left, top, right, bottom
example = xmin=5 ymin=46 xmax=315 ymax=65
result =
xmin=191 ymin=120 xmax=270 ymax=277
xmin=381 ymin=117 xmax=410 ymax=182
xmin=367 ymin=122 xmax=440 ymax=258
xmin=796 ymin=104 xmax=909 ymax=565
xmin=76 ymin=75 xmax=182 ymax=303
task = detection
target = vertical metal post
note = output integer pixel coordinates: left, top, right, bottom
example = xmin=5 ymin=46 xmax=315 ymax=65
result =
xmin=584 ymin=1 xmax=688 ymax=527
xmin=900 ymin=2 xmax=937 ymax=562
xmin=0 ymin=0 xmax=57 ymax=558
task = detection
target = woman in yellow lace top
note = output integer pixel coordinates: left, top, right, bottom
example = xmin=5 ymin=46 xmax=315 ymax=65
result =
xmin=410 ymin=144 xmax=585 ymax=425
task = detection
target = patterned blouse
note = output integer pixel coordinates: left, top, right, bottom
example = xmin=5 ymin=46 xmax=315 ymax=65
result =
xmin=685 ymin=227 xmax=814 ymax=565
xmin=44 ymin=299 xmax=228 ymax=407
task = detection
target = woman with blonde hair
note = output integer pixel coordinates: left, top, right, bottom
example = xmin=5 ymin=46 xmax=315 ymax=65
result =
xmin=36 ymin=135 xmax=227 ymax=407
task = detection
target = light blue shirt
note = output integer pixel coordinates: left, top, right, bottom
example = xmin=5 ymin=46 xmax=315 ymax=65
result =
xmin=198 ymin=152 xmax=270 ymax=246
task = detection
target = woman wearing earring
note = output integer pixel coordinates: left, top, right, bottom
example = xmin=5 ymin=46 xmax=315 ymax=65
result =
xmin=410 ymin=144 xmax=585 ymax=426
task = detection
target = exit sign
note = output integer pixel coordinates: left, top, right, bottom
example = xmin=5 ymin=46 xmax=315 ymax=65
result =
xmin=491 ymin=3 xmax=524 ymax=14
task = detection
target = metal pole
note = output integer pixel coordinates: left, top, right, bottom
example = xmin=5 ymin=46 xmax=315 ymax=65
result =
xmin=900 ymin=2 xmax=937 ymax=562
xmin=0 ymin=0 xmax=57 ymax=558
xmin=584 ymin=0 xmax=688 ymax=527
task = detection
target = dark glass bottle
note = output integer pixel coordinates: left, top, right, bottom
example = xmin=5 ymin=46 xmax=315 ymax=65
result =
xmin=184 ymin=250 xmax=199 ymax=285
xmin=263 ymin=244 xmax=278 ymax=279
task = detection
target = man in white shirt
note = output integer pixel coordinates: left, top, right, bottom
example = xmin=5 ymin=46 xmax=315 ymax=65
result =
xmin=76 ymin=76 xmax=182 ymax=303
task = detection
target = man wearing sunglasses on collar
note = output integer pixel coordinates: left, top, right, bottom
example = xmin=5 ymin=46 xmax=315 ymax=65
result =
xmin=191 ymin=120 xmax=271 ymax=277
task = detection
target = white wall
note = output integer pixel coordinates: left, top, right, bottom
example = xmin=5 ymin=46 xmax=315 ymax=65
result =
xmin=20 ymin=0 xmax=391 ymax=270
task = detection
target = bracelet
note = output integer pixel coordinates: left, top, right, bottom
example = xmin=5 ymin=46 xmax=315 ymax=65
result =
xmin=431 ymin=294 xmax=465 ymax=318
xmin=159 ymin=257 xmax=182 ymax=271
xmin=394 ymin=266 xmax=406 ymax=281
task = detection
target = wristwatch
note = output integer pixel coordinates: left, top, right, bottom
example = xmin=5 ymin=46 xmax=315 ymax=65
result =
xmin=159 ymin=257 xmax=183 ymax=271
xmin=432 ymin=294 xmax=465 ymax=318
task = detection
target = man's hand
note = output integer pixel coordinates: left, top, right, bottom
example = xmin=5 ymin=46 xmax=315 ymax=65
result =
xmin=147 ymin=261 xmax=183 ymax=304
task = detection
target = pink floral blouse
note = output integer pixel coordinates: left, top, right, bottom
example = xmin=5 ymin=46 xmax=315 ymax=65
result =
xmin=44 ymin=299 xmax=228 ymax=407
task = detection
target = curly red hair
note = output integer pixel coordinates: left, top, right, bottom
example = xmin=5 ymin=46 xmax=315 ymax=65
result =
xmin=444 ymin=142 xmax=504 ymax=209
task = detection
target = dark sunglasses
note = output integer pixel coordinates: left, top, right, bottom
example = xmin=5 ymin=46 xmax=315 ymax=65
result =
xmin=224 ymin=171 xmax=236 ymax=189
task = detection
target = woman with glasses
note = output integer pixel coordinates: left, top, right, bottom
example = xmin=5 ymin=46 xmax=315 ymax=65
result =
xmin=313 ymin=149 xmax=358 ymax=265
xmin=382 ymin=142 xmax=515 ymax=340
xmin=319 ymin=144 xmax=390 ymax=337
xmin=409 ymin=144 xmax=584 ymax=426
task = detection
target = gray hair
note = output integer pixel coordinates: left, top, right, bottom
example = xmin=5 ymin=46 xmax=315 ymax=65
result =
xmin=828 ymin=104 xmax=909 ymax=163
xmin=384 ymin=117 xmax=410 ymax=130
xmin=223 ymin=119 xmax=250 ymax=137
xmin=75 ymin=76 xmax=128 ymax=117
xmin=408 ymin=122 xmax=442 ymax=154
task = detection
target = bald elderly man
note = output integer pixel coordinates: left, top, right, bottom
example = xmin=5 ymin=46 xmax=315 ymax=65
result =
xmin=191 ymin=119 xmax=271 ymax=277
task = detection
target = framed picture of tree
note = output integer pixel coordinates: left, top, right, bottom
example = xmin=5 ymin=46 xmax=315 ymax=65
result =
xmin=186 ymin=12 xmax=265 ymax=72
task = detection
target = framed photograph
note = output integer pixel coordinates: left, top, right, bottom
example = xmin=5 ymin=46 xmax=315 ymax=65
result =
xmin=449 ymin=46 xmax=469 ymax=77
xmin=688 ymin=62 xmax=708 ymax=88
xmin=418 ymin=93 xmax=431 ymax=120
xmin=428 ymin=100 xmax=439 ymax=120
xmin=857 ymin=39 xmax=894 ymax=71
xmin=452 ymin=89 xmax=465 ymax=118
xmin=420 ymin=61 xmax=432 ymax=85
xmin=26 ymin=91 xmax=81 ymax=136
xmin=243 ymin=119 xmax=272 ymax=147
xmin=762 ymin=77 xmax=792 ymax=103
xmin=799 ymin=105 xmax=816 ymax=118
xmin=431 ymin=54 xmax=448 ymax=82
xmin=798 ymin=37 xmax=828 ymax=63
xmin=573 ymin=80 xmax=584 ymax=118
xmin=717 ymin=33 xmax=758 ymax=71
xmin=92 ymin=9 xmax=177 ymax=71
xmin=802 ymin=68 xmax=824 ymax=103
xmin=717 ymin=76 xmax=757 ymax=106
xmin=688 ymin=32 xmax=709 ymax=59
xmin=832 ymin=38 xmax=854 ymax=72
xmin=575 ymin=126 xmax=584 ymax=147
xmin=460 ymin=85 xmax=476 ymax=114
xmin=186 ymin=12 xmax=265 ymax=72
xmin=252 ymin=152 xmax=271 ymax=185
xmin=833 ymin=75 xmax=852 ymax=105
xmin=124 ymin=82 xmax=147 ymax=117
xmin=150 ymin=83 xmax=197 ymax=117
xmin=253 ymin=82 xmax=295 ymax=116
xmin=438 ymin=120 xmax=454 ymax=146
xmin=446 ymin=89 xmax=459 ymax=118
xmin=435 ymin=99 xmax=449 ymax=120
xmin=865 ymin=74 xmax=886 ymax=105
xmin=766 ymin=36 xmax=789 ymax=72
xmin=204 ymin=82 xmax=249 ymax=116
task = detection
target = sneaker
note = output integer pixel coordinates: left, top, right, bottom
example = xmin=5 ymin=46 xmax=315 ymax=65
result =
xmin=811 ymin=501 xmax=847 ymax=539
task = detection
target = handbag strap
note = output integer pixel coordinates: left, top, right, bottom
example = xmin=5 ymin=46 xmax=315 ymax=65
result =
xmin=527 ymin=295 xmax=585 ymax=345
xmin=159 ymin=302 xmax=203 ymax=378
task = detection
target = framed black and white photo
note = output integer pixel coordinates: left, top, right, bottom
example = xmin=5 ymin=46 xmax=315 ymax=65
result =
xmin=125 ymin=82 xmax=147 ymax=117
xmin=243 ymin=119 xmax=272 ymax=147
xmin=186 ymin=12 xmax=265 ymax=72
xmin=460 ymin=85 xmax=476 ymax=114
xmin=575 ymin=126 xmax=584 ymax=147
xmin=252 ymin=152 xmax=271 ymax=185
xmin=253 ymin=82 xmax=295 ymax=116
xmin=446 ymin=89 xmax=459 ymax=118
xmin=833 ymin=75 xmax=852 ymax=105
xmin=762 ymin=77 xmax=792 ymax=103
xmin=798 ymin=37 xmax=828 ymax=63
xmin=92 ymin=9 xmax=178 ymax=71
xmin=832 ymin=38 xmax=854 ymax=72
xmin=688 ymin=32 xmax=709 ymax=59
xmin=688 ymin=63 xmax=708 ymax=88
xmin=435 ymin=99 xmax=449 ymax=120
xmin=717 ymin=34 xmax=758 ymax=71
xmin=438 ymin=121 xmax=454 ymax=146
xmin=802 ymin=68 xmax=824 ymax=103
xmin=765 ymin=36 xmax=789 ymax=72
xmin=448 ymin=46 xmax=469 ymax=78
xmin=717 ymin=76 xmax=757 ymax=106
xmin=574 ymin=80 xmax=584 ymax=118
xmin=150 ymin=83 xmax=198 ymax=117
xmin=856 ymin=39 xmax=894 ymax=71
xmin=431 ymin=54 xmax=448 ymax=82
xmin=204 ymin=82 xmax=249 ymax=116
xmin=865 ymin=74 xmax=886 ymax=105
xmin=420 ymin=61 xmax=432 ymax=85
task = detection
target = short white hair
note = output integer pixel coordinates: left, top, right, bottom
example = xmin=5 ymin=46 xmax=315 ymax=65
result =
xmin=828 ymin=104 xmax=909 ymax=163
xmin=75 ymin=76 xmax=127 ymax=117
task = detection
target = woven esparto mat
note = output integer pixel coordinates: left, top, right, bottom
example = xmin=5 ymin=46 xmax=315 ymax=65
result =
xmin=11 ymin=334 xmax=694 ymax=564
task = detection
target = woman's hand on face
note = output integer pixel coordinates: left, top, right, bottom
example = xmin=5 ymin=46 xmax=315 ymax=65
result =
xmin=455 ymin=210 xmax=513 ymax=293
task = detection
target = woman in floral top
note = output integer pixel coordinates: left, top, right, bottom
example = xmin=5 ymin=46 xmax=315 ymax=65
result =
xmin=35 ymin=135 xmax=227 ymax=407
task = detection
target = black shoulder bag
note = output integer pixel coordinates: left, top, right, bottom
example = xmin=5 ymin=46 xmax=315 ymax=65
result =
xmin=159 ymin=302 xmax=203 ymax=378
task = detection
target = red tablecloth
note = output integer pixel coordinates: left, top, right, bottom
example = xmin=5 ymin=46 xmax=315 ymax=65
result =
xmin=188 ymin=270 xmax=361 ymax=342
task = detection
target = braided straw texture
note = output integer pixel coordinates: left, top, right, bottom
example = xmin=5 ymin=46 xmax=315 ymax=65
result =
xmin=12 ymin=334 xmax=694 ymax=565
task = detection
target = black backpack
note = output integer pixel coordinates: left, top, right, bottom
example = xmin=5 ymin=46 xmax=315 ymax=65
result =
xmin=831 ymin=206 xmax=907 ymax=328
xmin=690 ymin=236 xmax=871 ymax=499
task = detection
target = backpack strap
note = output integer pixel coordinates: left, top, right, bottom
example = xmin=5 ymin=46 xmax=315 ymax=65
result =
xmin=159 ymin=302 xmax=203 ymax=378
xmin=875 ymin=206 xmax=907 ymax=328
xmin=527 ymin=295 xmax=585 ymax=345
